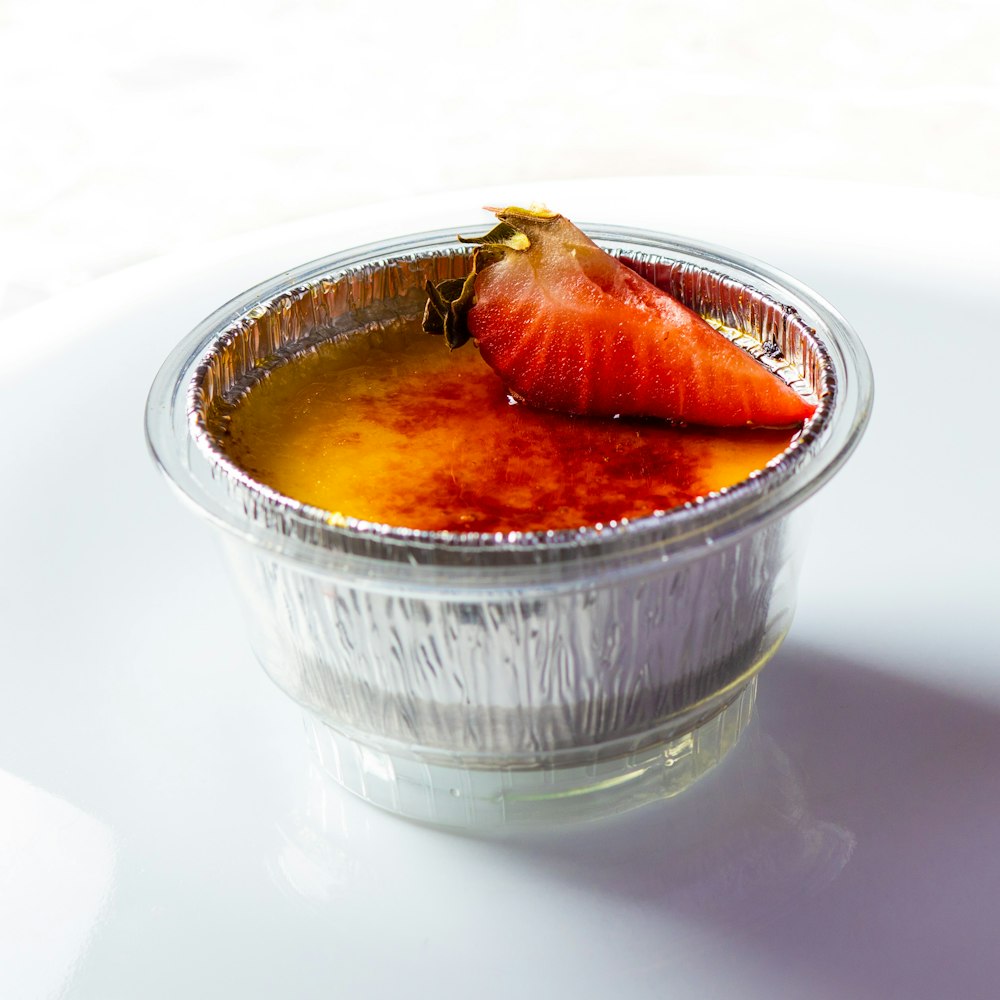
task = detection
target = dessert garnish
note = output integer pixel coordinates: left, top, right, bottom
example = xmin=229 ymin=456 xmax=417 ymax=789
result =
xmin=423 ymin=206 xmax=816 ymax=429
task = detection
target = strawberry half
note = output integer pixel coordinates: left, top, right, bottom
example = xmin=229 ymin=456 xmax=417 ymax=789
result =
xmin=423 ymin=206 xmax=816 ymax=429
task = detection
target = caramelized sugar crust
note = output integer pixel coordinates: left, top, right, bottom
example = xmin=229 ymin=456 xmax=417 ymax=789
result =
xmin=208 ymin=322 xmax=797 ymax=533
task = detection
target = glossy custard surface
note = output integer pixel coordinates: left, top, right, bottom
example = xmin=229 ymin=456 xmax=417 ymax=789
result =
xmin=209 ymin=323 xmax=798 ymax=533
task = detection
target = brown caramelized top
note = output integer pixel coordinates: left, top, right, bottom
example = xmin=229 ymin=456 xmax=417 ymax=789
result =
xmin=207 ymin=321 xmax=797 ymax=533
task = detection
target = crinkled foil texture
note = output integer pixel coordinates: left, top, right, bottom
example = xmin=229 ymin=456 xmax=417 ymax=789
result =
xmin=222 ymin=524 xmax=799 ymax=761
xmin=189 ymin=239 xmax=826 ymax=763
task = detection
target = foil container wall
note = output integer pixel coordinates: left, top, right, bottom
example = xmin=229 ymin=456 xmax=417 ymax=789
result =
xmin=146 ymin=224 xmax=872 ymax=820
xmin=218 ymin=516 xmax=800 ymax=763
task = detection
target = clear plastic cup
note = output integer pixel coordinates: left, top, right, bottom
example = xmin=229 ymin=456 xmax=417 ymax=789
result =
xmin=145 ymin=224 xmax=872 ymax=827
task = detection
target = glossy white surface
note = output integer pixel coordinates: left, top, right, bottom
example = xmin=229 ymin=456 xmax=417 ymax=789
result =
xmin=2 ymin=178 xmax=999 ymax=999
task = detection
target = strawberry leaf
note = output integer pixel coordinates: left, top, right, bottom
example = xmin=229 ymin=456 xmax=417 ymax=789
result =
xmin=422 ymin=274 xmax=477 ymax=349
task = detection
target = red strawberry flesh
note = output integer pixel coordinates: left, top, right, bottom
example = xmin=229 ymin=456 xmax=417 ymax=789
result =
xmin=423 ymin=207 xmax=817 ymax=429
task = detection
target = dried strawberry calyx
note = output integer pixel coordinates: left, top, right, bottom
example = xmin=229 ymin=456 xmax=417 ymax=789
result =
xmin=422 ymin=207 xmax=557 ymax=349
xmin=422 ymin=276 xmax=475 ymax=348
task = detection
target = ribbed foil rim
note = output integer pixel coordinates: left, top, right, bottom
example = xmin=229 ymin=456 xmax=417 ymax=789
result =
xmin=146 ymin=224 xmax=873 ymax=583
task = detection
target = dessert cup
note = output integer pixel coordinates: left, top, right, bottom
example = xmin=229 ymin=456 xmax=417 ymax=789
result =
xmin=145 ymin=224 xmax=872 ymax=827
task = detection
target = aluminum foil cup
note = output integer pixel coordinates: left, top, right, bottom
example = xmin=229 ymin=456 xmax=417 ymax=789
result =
xmin=145 ymin=225 xmax=873 ymax=827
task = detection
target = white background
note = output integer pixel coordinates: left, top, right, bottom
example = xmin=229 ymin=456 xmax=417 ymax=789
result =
xmin=1 ymin=0 xmax=997 ymax=319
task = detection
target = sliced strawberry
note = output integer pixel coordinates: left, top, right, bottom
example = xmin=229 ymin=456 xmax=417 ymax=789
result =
xmin=423 ymin=206 xmax=816 ymax=429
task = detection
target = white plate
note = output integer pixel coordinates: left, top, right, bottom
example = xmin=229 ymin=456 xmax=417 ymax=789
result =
xmin=2 ymin=177 xmax=998 ymax=1000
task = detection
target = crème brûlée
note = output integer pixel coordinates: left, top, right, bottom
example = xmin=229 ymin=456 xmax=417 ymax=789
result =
xmin=206 ymin=320 xmax=802 ymax=534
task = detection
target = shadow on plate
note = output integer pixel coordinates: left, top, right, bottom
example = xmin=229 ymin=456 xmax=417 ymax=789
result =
xmin=271 ymin=639 xmax=1000 ymax=998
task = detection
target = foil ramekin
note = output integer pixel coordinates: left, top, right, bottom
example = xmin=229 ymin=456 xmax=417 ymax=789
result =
xmin=145 ymin=224 xmax=872 ymax=827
